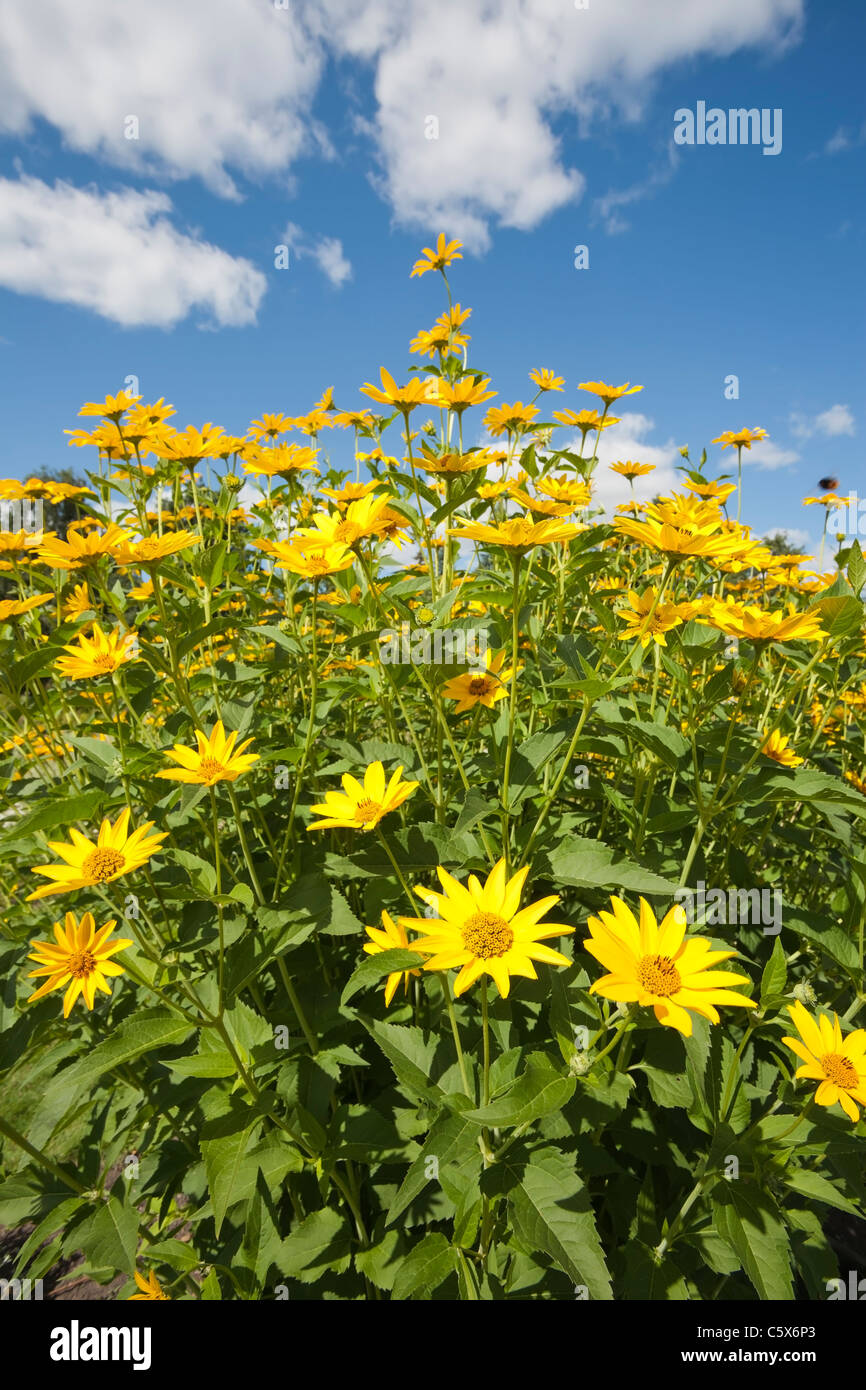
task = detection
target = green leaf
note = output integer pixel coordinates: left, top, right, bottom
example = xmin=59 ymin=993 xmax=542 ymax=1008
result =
xmin=760 ymin=937 xmax=787 ymax=1005
xmin=391 ymin=1233 xmax=457 ymax=1300
xmin=507 ymin=1149 xmax=613 ymax=1299
xmin=359 ymin=1017 xmax=441 ymax=1099
xmin=464 ymin=1053 xmax=574 ymax=1128
xmin=341 ymin=948 xmax=424 ymax=1007
xmin=386 ymin=1100 xmax=480 ymax=1225
xmin=171 ymin=849 xmax=217 ymax=896
xmin=782 ymin=1168 xmax=862 ymax=1217
xmin=0 ymin=788 xmax=107 ymax=850
xmin=714 ymin=1184 xmax=794 ymax=1299
xmin=846 ymin=539 xmax=866 ymax=596
xmin=28 ymin=1009 xmax=195 ymax=1149
xmin=201 ymin=1120 xmax=259 ymax=1239
xmin=281 ymin=1208 xmax=352 ymax=1283
xmin=77 ymin=1197 xmax=139 ymax=1276
xmin=812 ymin=594 xmax=863 ymax=639
xmin=547 ymin=838 xmax=676 ymax=896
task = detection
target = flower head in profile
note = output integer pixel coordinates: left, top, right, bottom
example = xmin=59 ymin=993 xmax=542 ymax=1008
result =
xmin=483 ymin=401 xmax=539 ymax=438
xmin=78 ymin=390 xmax=141 ymax=421
xmin=26 ymin=911 xmax=133 ymax=1017
xmin=712 ymin=427 xmax=768 ymax=451
xmin=37 ymin=525 xmax=132 ymax=570
xmin=360 ymin=368 xmax=437 ymax=413
xmin=782 ymin=1001 xmax=866 ymax=1122
xmin=26 ymin=809 xmax=168 ymax=901
xmin=111 ymin=532 xmax=201 ymax=567
xmin=761 ymin=731 xmax=804 ymax=768
xmin=449 ymin=512 xmax=583 ymax=552
xmin=157 ymin=721 xmax=259 ymax=787
xmin=129 ymin=1270 xmax=170 ymax=1301
xmin=583 ymin=896 xmax=755 ymax=1036
xmin=55 ymin=624 xmax=138 ymax=680
xmin=400 ymin=858 xmax=574 ymax=1000
xmin=610 ymin=461 xmax=655 ymax=482
xmin=578 ymin=380 xmax=643 ymax=407
xmin=307 ymin=761 xmax=418 ymax=832
xmin=363 ymin=910 xmax=421 ymax=1006
xmin=410 ymin=233 xmax=463 ymax=278
xmin=441 ymin=648 xmax=516 ymax=712
xmin=0 ymin=593 xmax=52 ymax=621
xmin=255 ymin=539 xmax=355 ymax=579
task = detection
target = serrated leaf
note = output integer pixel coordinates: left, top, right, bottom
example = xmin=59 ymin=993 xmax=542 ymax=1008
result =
xmin=507 ymin=1149 xmax=612 ymax=1299
xmin=714 ymin=1184 xmax=793 ymax=1300
xmin=341 ymin=948 xmax=424 ymax=1006
xmin=391 ymin=1232 xmax=457 ymax=1300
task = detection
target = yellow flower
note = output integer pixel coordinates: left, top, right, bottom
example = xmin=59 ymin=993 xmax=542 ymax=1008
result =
xmin=63 ymin=582 xmax=93 ymax=620
xmin=78 ymin=390 xmax=141 ymax=420
xmin=410 ymin=233 xmax=463 ymax=278
xmin=0 ymin=593 xmax=52 ymax=621
xmin=761 ymin=731 xmax=804 ymax=767
xmin=584 ymin=896 xmax=755 ymax=1036
xmin=37 ymin=525 xmax=132 ymax=571
xmin=295 ymin=494 xmax=396 ymax=549
xmin=256 ymin=540 xmax=356 ymax=579
xmin=320 ymin=480 xmax=382 ymax=505
xmin=449 ymin=511 xmax=583 ymax=551
xmin=712 ymin=427 xmax=768 ymax=450
xmin=363 ymin=910 xmax=420 ymax=1005
xmin=529 ymin=368 xmax=565 ymax=393
xmin=55 ymin=624 xmax=138 ymax=680
xmin=430 ymin=377 xmax=497 ymax=412
xmin=248 ymin=412 xmax=294 ymax=442
xmin=782 ymin=1001 xmax=866 ymax=1123
xmin=616 ymin=587 xmax=685 ymax=647
xmin=112 ymin=532 xmax=201 ymax=567
xmin=0 ymin=529 xmax=50 ymax=557
xmin=129 ymin=1269 xmax=170 ymax=1301
xmin=307 ymin=761 xmax=418 ymax=832
xmin=441 ymin=648 xmax=515 ymax=712
xmin=483 ymin=401 xmax=539 ymax=437
xmin=156 ymin=720 xmax=259 ymax=786
xmin=26 ymin=911 xmax=132 ymax=1018
xmin=534 ymin=476 xmax=592 ymax=510
xmin=400 ymin=858 xmax=574 ymax=1000
xmin=360 ymin=368 xmax=437 ymax=413
xmin=578 ymin=380 xmax=643 ymax=406
xmin=615 ymin=495 xmax=750 ymax=565
xmin=682 ymin=478 xmax=737 ymax=504
xmin=159 ymin=423 xmax=226 ymax=464
xmin=610 ymin=461 xmax=655 ymax=481
xmin=26 ymin=809 xmax=168 ymax=901
xmin=706 ymin=599 xmax=825 ymax=644
xmin=844 ymin=770 xmax=866 ymax=797
xmin=241 ymin=442 xmax=319 ymax=478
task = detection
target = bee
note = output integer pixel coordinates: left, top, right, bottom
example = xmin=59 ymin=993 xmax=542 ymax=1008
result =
xmin=818 ymin=476 xmax=839 ymax=492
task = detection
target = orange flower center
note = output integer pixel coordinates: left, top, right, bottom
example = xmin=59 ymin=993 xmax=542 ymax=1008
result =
xmin=67 ymin=949 xmax=97 ymax=979
xmin=468 ymin=676 xmax=492 ymax=696
xmin=354 ymin=798 xmax=382 ymax=825
xmin=93 ymin=652 xmax=117 ymax=671
xmin=82 ymin=848 xmax=125 ymax=882
xmin=462 ymin=911 xmax=514 ymax=960
xmin=199 ymin=757 xmax=225 ymax=781
xmin=820 ymin=1053 xmax=858 ymax=1089
xmin=637 ymin=953 xmax=682 ymax=997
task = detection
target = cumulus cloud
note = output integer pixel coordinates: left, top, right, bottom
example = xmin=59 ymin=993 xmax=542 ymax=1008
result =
xmin=0 ymin=176 xmax=267 ymax=327
xmin=587 ymin=412 xmax=682 ymax=515
xmin=740 ymin=439 xmax=799 ymax=471
xmin=0 ymin=0 xmax=804 ymax=246
xmin=790 ymin=404 xmax=855 ymax=439
xmin=283 ymin=223 xmax=353 ymax=287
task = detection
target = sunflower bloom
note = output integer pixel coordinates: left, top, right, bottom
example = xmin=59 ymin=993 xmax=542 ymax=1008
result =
xmin=156 ymin=721 xmax=259 ymax=786
xmin=55 ymin=624 xmax=138 ymax=679
xmin=441 ymin=648 xmax=515 ymax=712
xmin=307 ymin=761 xmax=418 ymax=832
xmin=583 ymin=896 xmax=755 ymax=1036
xmin=782 ymin=1001 xmax=866 ymax=1122
xmin=26 ymin=809 xmax=168 ymax=901
xmin=449 ymin=512 xmax=583 ymax=551
xmin=400 ymin=858 xmax=573 ymax=1000
xmin=410 ymin=233 xmax=463 ymax=278
xmin=363 ymin=910 xmax=421 ymax=1006
xmin=129 ymin=1270 xmax=170 ymax=1301
xmin=761 ymin=731 xmax=804 ymax=767
xmin=26 ymin=911 xmax=132 ymax=1017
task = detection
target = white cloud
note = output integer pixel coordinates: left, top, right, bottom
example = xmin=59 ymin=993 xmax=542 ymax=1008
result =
xmin=588 ymin=412 xmax=681 ymax=514
xmin=823 ymin=123 xmax=866 ymax=156
xmin=760 ymin=526 xmax=811 ymax=550
xmin=592 ymin=147 xmax=680 ymax=236
xmin=283 ymin=223 xmax=353 ymax=287
xmin=741 ymin=440 xmax=799 ymax=471
xmin=0 ymin=0 xmax=326 ymax=198
xmin=0 ymin=175 xmax=267 ymax=327
xmin=790 ymin=404 xmax=855 ymax=439
xmin=0 ymin=0 xmax=804 ymax=248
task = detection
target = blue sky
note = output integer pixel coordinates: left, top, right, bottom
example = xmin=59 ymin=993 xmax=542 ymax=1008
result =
xmin=0 ymin=0 xmax=861 ymax=555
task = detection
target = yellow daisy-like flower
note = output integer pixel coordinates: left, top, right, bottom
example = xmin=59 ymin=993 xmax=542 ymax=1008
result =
xmin=712 ymin=427 xmax=768 ymax=451
xmin=241 ymin=442 xmax=319 ymax=478
xmin=483 ymin=401 xmax=539 ymax=438
xmin=248 ymin=412 xmax=294 ymax=442
xmin=400 ymin=858 xmax=574 ymax=1000
xmin=578 ymin=380 xmax=643 ymax=406
xmin=36 ymin=524 xmax=132 ymax=571
xmin=449 ymin=511 xmax=583 ymax=551
xmin=583 ymin=896 xmax=755 ymax=1037
xmin=26 ymin=809 xmax=168 ymax=902
xmin=616 ymin=587 xmax=685 ymax=647
xmin=295 ymin=494 xmax=396 ymax=550
xmin=844 ymin=770 xmax=866 ymax=797
xmin=761 ymin=731 xmax=804 ymax=768
xmin=255 ymin=539 xmax=356 ymax=579
xmin=307 ymin=761 xmax=419 ymax=833
xmin=682 ymin=478 xmax=738 ymax=504
xmin=63 ymin=582 xmax=93 ymax=620
xmin=129 ymin=1269 xmax=170 ymax=1301
xmin=55 ymin=623 xmax=138 ymax=680
xmin=360 ymin=368 xmax=437 ymax=413
xmin=410 ymin=233 xmax=464 ymax=278
xmin=610 ymin=461 xmax=655 ymax=481
xmin=441 ymin=648 xmax=516 ymax=712
xmin=26 ymin=910 xmax=132 ymax=1018
xmin=0 ymin=593 xmax=52 ymax=621
xmin=432 ymin=377 xmax=497 ymax=412
xmin=363 ymin=910 xmax=421 ymax=1006
xmin=111 ymin=532 xmax=201 ymax=567
xmin=529 ymin=368 xmax=565 ymax=393
xmin=78 ymin=390 xmax=141 ymax=420
xmin=156 ymin=720 xmax=259 ymax=786
xmin=705 ymin=599 xmax=825 ymax=645
xmin=615 ymin=496 xmax=750 ymax=566
xmin=782 ymin=1001 xmax=866 ymax=1123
